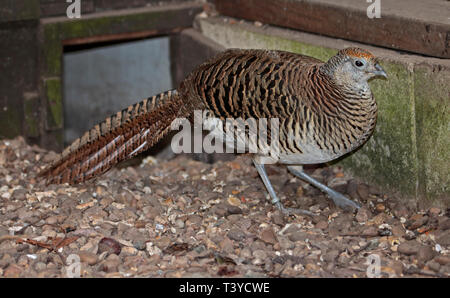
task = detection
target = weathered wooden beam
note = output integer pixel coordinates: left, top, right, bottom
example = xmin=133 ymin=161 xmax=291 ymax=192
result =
xmin=214 ymin=0 xmax=450 ymax=59
xmin=38 ymin=2 xmax=203 ymax=150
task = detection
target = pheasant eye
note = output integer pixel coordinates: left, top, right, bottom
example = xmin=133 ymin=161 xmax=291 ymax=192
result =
xmin=355 ymin=60 xmax=364 ymax=67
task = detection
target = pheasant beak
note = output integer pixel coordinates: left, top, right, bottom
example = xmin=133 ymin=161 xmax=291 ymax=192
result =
xmin=373 ymin=63 xmax=387 ymax=79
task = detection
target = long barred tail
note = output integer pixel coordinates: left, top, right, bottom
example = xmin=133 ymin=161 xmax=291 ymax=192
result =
xmin=40 ymin=89 xmax=186 ymax=185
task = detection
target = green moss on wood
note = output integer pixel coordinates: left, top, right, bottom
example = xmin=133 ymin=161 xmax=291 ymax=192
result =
xmin=0 ymin=0 xmax=40 ymax=22
xmin=43 ymin=10 xmax=167 ymax=88
xmin=43 ymin=25 xmax=63 ymax=77
xmin=0 ymin=107 xmax=21 ymax=139
xmin=197 ymin=19 xmax=336 ymax=60
xmin=45 ymin=78 xmax=63 ymax=130
xmin=42 ymin=6 xmax=198 ymax=75
xmin=57 ymin=11 xmax=164 ymax=39
xmin=23 ymin=93 xmax=40 ymax=137
xmin=414 ymin=64 xmax=450 ymax=205
xmin=340 ymin=61 xmax=419 ymax=196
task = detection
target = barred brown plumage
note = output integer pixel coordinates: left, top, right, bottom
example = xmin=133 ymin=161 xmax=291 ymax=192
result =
xmin=40 ymin=90 xmax=194 ymax=185
xmin=40 ymin=47 xmax=387 ymax=215
xmin=181 ymin=48 xmax=380 ymax=165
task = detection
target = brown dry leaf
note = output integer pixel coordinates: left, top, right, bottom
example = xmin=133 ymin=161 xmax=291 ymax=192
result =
xmin=217 ymin=266 xmax=238 ymax=276
xmin=215 ymin=255 xmax=236 ymax=266
xmin=164 ymin=243 xmax=189 ymax=254
xmin=76 ymin=201 xmax=95 ymax=210
xmin=135 ymin=220 xmax=147 ymax=229
xmin=376 ymin=203 xmax=386 ymax=212
xmin=381 ymin=266 xmax=397 ymax=277
xmin=16 ymin=238 xmax=52 ymax=250
xmin=61 ymin=224 xmax=76 ymax=233
xmin=162 ymin=197 xmax=174 ymax=206
xmin=0 ymin=151 xmax=6 ymax=165
xmin=296 ymin=186 xmax=304 ymax=197
xmin=227 ymin=162 xmax=241 ymax=170
xmin=51 ymin=236 xmax=79 ymax=249
xmin=417 ymin=226 xmax=434 ymax=234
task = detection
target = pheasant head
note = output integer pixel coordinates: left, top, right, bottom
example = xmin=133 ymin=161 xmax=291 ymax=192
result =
xmin=321 ymin=47 xmax=387 ymax=94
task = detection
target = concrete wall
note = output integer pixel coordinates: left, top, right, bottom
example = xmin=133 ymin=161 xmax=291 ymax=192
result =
xmin=39 ymin=0 xmax=193 ymax=17
xmin=195 ymin=17 xmax=450 ymax=207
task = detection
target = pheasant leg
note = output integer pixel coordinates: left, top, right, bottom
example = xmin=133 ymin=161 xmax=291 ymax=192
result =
xmin=253 ymin=160 xmax=314 ymax=216
xmin=287 ymin=165 xmax=360 ymax=211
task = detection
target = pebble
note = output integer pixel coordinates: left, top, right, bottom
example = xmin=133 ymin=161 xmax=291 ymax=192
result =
xmin=260 ymin=228 xmax=278 ymax=245
xmin=98 ymin=238 xmax=122 ymax=255
xmin=17 ymin=255 xmax=28 ymax=267
xmin=227 ymin=205 xmax=243 ymax=215
xmin=417 ymin=246 xmax=436 ymax=263
xmin=252 ymin=250 xmax=267 ymax=260
xmin=393 ymin=204 xmax=409 ymax=218
xmin=227 ymin=196 xmax=241 ymax=207
xmin=271 ymin=211 xmax=285 ymax=226
xmin=322 ymin=250 xmax=339 ymax=263
xmin=346 ymin=180 xmax=359 ymax=200
xmin=78 ymin=251 xmax=99 ymax=266
xmin=121 ymin=246 xmax=138 ymax=256
xmin=227 ymin=228 xmax=246 ymax=242
xmin=175 ymin=219 xmax=185 ymax=229
xmin=439 ymin=218 xmax=450 ymax=230
xmin=404 ymin=230 xmax=416 ymax=240
xmin=355 ymin=207 xmax=371 ymax=222
xmin=219 ymin=237 xmax=234 ymax=254
xmin=428 ymin=207 xmax=441 ymax=217
xmin=426 ymin=260 xmax=441 ymax=272
xmin=34 ymin=262 xmax=47 ymax=272
xmin=397 ymin=241 xmax=420 ymax=255
xmin=0 ymin=137 xmax=448 ymax=278
xmin=436 ymin=230 xmax=450 ymax=246
xmin=356 ymin=183 xmax=369 ymax=201
xmin=315 ymin=220 xmax=328 ymax=230
xmin=440 ymin=264 xmax=450 ymax=275
xmin=278 ymin=236 xmax=294 ymax=250
xmin=3 ymin=264 xmax=22 ymax=278
xmin=361 ymin=226 xmax=378 ymax=237
xmin=287 ymin=231 xmax=307 ymax=242
xmin=100 ymin=259 xmax=120 ymax=273
xmin=405 ymin=214 xmax=428 ymax=230
xmin=375 ymin=203 xmax=386 ymax=213
xmin=434 ymin=256 xmax=450 ymax=266
xmin=391 ymin=224 xmax=406 ymax=237
xmin=76 ymin=201 xmax=95 ymax=210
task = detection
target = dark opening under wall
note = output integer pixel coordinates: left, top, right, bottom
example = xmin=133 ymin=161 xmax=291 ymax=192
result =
xmin=63 ymin=36 xmax=173 ymax=145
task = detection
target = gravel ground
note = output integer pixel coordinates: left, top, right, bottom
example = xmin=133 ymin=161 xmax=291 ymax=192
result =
xmin=0 ymin=136 xmax=449 ymax=278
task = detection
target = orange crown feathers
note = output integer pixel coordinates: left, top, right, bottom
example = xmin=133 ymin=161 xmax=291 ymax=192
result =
xmin=339 ymin=48 xmax=375 ymax=60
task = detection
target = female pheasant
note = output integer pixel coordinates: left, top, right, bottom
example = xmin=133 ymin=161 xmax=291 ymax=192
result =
xmin=40 ymin=47 xmax=387 ymax=215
